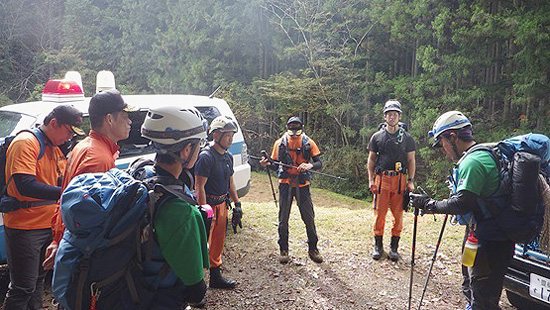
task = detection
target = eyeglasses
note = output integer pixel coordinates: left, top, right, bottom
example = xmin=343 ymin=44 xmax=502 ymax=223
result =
xmin=63 ymin=125 xmax=76 ymax=137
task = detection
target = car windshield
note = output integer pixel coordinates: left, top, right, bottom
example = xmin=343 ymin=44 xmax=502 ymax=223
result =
xmin=0 ymin=111 xmax=37 ymax=138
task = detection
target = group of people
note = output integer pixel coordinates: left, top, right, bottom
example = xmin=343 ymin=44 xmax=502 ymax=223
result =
xmin=368 ymin=100 xmax=518 ymax=310
xmin=1 ymin=90 xmax=243 ymax=309
xmin=0 ymin=89 xmax=521 ymax=310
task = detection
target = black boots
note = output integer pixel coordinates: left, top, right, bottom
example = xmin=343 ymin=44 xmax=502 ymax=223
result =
xmin=308 ymin=249 xmax=324 ymax=263
xmin=279 ymin=249 xmax=290 ymax=264
xmin=372 ymin=236 xmax=384 ymax=260
xmin=389 ymin=236 xmax=400 ymax=261
xmin=209 ymin=266 xmax=236 ymax=289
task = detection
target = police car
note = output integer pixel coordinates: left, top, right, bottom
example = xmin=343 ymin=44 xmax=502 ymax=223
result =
xmin=0 ymin=71 xmax=251 ymax=263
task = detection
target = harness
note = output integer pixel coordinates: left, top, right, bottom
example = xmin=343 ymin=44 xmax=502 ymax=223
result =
xmin=374 ymin=125 xmax=408 ymax=175
xmin=277 ymin=133 xmax=312 ymax=181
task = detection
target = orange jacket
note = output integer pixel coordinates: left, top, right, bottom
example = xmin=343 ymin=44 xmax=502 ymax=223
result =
xmin=51 ymin=130 xmax=119 ymax=244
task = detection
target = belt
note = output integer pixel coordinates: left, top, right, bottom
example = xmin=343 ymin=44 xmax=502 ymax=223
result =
xmin=206 ymin=193 xmax=229 ymax=205
xmin=381 ymin=171 xmax=400 ymax=177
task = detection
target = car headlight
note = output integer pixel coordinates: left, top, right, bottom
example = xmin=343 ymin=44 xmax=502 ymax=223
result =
xmin=241 ymin=143 xmax=249 ymax=164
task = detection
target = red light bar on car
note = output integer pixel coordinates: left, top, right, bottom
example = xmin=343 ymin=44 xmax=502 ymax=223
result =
xmin=42 ymin=79 xmax=85 ymax=102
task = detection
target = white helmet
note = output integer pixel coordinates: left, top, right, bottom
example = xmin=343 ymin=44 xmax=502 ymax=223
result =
xmin=209 ymin=115 xmax=238 ymax=134
xmin=141 ymin=105 xmax=207 ymax=148
xmin=428 ymin=111 xmax=471 ymax=142
xmin=383 ymin=100 xmax=402 ymax=114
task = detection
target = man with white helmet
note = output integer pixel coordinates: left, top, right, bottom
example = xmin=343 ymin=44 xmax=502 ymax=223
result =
xmin=367 ymin=100 xmax=416 ymax=261
xmin=139 ymin=104 xmax=210 ymax=308
xmin=410 ymin=111 xmax=515 ymax=310
xmin=195 ymin=115 xmax=242 ymax=289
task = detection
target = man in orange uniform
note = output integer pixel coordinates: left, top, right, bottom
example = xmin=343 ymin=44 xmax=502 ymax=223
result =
xmin=260 ymin=116 xmax=323 ymax=264
xmin=367 ymin=100 xmax=416 ymax=261
xmin=43 ymin=89 xmax=134 ymax=270
xmin=3 ymin=105 xmax=83 ymax=310
xmin=195 ymin=115 xmax=242 ymax=289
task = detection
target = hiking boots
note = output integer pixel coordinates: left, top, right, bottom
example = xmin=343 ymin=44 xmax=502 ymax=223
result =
xmin=279 ymin=250 xmax=290 ymax=264
xmin=389 ymin=236 xmax=400 ymax=261
xmin=209 ymin=266 xmax=236 ymax=289
xmin=308 ymin=249 xmax=323 ymax=263
xmin=372 ymin=236 xmax=384 ymax=260
xmin=188 ymin=297 xmax=206 ymax=308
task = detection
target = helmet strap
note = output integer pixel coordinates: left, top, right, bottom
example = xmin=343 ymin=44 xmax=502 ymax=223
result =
xmin=167 ymin=140 xmax=199 ymax=168
xmin=386 ymin=122 xmax=399 ymax=129
xmin=214 ymin=132 xmax=230 ymax=150
xmin=449 ymin=136 xmax=461 ymax=160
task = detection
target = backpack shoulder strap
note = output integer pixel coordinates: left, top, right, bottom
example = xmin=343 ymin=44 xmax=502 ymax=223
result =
xmin=17 ymin=128 xmax=47 ymax=160
xmin=281 ymin=133 xmax=289 ymax=147
xmin=459 ymin=143 xmax=500 ymax=169
xmin=153 ymin=183 xmax=198 ymax=206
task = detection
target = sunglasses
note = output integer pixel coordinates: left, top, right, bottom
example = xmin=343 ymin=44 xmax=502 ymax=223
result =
xmin=288 ymin=124 xmax=302 ymax=130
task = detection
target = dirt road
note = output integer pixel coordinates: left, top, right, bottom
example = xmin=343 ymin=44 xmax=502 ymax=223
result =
xmin=204 ymin=172 xmax=515 ymax=310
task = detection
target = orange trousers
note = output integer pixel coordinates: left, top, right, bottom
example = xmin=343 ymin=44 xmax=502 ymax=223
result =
xmin=373 ymin=172 xmax=406 ymax=237
xmin=208 ymin=201 xmax=228 ymax=268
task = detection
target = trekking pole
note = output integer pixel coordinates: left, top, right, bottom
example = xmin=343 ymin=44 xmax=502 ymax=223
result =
xmin=417 ymin=214 xmax=448 ymax=310
xmin=408 ymin=205 xmax=419 ymax=310
xmin=261 ymin=150 xmax=279 ymax=209
xmin=249 ymin=155 xmax=348 ymax=181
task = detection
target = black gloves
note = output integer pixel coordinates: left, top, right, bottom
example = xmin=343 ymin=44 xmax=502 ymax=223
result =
xmin=402 ymin=192 xmax=411 ymax=211
xmin=231 ymin=201 xmax=243 ymax=234
xmin=409 ymin=193 xmax=437 ymax=213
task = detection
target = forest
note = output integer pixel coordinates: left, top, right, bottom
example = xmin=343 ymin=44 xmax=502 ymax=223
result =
xmin=1 ymin=0 xmax=549 ymax=198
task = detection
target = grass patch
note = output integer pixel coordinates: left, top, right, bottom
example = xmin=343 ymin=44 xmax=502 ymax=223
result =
xmin=241 ymin=172 xmax=466 ymax=261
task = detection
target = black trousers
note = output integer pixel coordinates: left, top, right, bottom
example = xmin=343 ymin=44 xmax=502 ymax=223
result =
xmin=3 ymin=227 xmax=52 ymax=310
xmin=463 ymin=238 xmax=515 ymax=310
xmin=278 ymin=183 xmax=318 ymax=251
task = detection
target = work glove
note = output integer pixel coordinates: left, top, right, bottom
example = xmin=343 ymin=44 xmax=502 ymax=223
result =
xmin=199 ymin=204 xmax=214 ymax=237
xmin=232 ymin=201 xmax=243 ymax=234
xmin=402 ymin=191 xmax=410 ymax=211
xmin=409 ymin=193 xmax=437 ymax=214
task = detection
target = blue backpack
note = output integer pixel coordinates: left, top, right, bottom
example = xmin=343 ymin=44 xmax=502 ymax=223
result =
xmin=52 ymin=168 xmax=153 ymax=310
xmin=453 ymin=133 xmax=549 ymax=243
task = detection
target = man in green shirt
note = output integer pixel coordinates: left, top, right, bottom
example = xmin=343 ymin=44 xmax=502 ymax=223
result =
xmin=139 ymin=105 xmax=210 ymax=308
xmin=411 ymin=111 xmax=515 ymax=310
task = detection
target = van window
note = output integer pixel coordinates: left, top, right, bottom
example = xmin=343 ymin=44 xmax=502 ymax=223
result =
xmin=0 ymin=111 xmax=36 ymax=137
xmin=195 ymin=106 xmax=221 ymax=124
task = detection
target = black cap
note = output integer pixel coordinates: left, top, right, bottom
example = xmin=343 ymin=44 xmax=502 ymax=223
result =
xmin=286 ymin=116 xmax=302 ymax=126
xmin=49 ymin=105 xmax=85 ymax=136
xmin=88 ymin=89 xmax=136 ymax=117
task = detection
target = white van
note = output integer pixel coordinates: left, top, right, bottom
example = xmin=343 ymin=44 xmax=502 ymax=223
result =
xmin=0 ymin=72 xmax=251 ymax=263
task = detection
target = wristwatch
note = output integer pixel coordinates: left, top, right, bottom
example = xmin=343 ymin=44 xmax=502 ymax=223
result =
xmin=407 ymin=178 xmax=415 ymax=182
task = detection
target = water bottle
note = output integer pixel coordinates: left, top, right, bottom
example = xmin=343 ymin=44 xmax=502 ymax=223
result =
xmin=462 ymin=232 xmax=479 ymax=267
